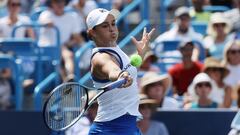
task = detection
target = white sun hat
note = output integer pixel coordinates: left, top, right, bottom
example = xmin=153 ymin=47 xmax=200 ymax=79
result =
xmin=188 ymin=72 xmax=219 ymax=102
xmin=207 ymin=12 xmax=232 ymax=36
xmin=86 ymin=8 xmax=120 ymax=29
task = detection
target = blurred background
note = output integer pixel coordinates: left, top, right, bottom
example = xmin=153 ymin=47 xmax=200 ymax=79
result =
xmin=0 ymin=0 xmax=240 ymax=134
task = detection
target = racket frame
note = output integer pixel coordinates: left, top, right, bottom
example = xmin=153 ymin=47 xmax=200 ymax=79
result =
xmin=43 ymin=78 xmax=126 ymax=131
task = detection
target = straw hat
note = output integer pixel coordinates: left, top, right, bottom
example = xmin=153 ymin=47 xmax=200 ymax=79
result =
xmin=139 ymin=93 xmax=157 ymax=105
xmin=138 ymin=94 xmax=158 ymax=111
xmin=142 ymin=51 xmax=158 ymax=63
xmin=207 ymin=12 xmax=231 ymax=36
xmin=203 ymin=57 xmax=229 ymax=78
xmin=140 ymin=72 xmax=171 ymax=94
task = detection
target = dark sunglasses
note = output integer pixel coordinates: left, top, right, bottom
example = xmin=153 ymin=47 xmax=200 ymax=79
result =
xmin=196 ymin=82 xmax=211 ymax=88
xmin=228 ymin=49 xmax=240 ymax=54
xmin=9 ymin=3 xmax=21 ymax=7
xmin=207 ymin=68 xmax=223 ymax=72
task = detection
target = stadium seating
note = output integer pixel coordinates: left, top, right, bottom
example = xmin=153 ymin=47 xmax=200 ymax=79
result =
xmin=0 ymin=55 xmax=23 ymax=110
xmin=152 ymin=40 xmax=205 ymax=61
xmin=192 ymin=21 xmax=208 ymax=36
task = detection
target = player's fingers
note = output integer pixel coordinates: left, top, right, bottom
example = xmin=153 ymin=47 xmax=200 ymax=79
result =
xmin=122 ymin=77 xmax=133 ymax=88
xmin=131 ymin=36 xmax=139 ymax=46
xmin=142 ymin=27 xmax=146 ymax=37
xmin=118 ymin=71 xmax=133 ymax=88
xmin=147 ymin=28 xmax=155 ymax=38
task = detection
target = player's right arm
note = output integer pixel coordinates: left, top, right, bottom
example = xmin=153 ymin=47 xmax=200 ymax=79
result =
xmin=91 ymin=52 xmax=132 ymax=87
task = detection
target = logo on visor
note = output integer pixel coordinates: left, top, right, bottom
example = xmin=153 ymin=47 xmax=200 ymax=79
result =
xmin=99 ymin=9 xmax=107 ymax=13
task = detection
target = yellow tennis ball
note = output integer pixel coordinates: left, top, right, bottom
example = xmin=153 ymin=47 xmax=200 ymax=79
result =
xmin=130 ymin=54 xmax=142 ymax=67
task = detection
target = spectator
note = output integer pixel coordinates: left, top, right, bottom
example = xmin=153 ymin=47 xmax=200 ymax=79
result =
xmin=185 ymin=72 xmax=219 ymax=108
xmin=112 ymin=0 xmax=125 ymax=11
xmin=190 ymin=0 xmax=211 ymax=22
xmin=137 ymin=93 xmax=169 ymax=135
xmin=168 ymin=40 xmax=204 ymax=96
xmin=224 ymin=0 xmax=240 ymax=32
xmin=237 ymin=84 xmax=240 ymax=108
xmin=68 ymin=0 xmax=98 ymax=41
xmin=203 ymin=57 xmax=232 ymax=108
xmin=139 ymin=51 xmax=160 ymax=73
xmin=0 ymin=76 xmax=11 ymax=110
xmin=0 ymin=0 xmax=35 ymax=88
xmin=0 ymin=0 xmax=35 ymax=38
xmin=140 ymin=71 xmax=180 ymax=109
xmin=38 ymin=0 xmax=83 ymax=82
xmin=203 ymin=12 xmax=233 ymax=60
xmin=153 ymin=6 xmax=203 ymax=45
xmin=223 ymin=39 xmax=240 ymax=100
xmin=65 ymin=91 xmax=98 ymax=135
xmin=153 ymin=6 xmax=204 ymax=61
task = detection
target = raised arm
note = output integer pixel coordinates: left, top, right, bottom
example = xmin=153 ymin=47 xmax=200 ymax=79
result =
xmin=131 ymin=27 xmax=155 ymax=59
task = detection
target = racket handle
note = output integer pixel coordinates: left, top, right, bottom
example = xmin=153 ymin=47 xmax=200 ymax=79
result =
xmin=104 ymin=78 xmax=127 ymax=91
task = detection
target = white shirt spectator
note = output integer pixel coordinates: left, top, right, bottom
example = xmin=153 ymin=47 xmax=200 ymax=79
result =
xmin=224 ymin=64 xmax=240 ymax=88
xmin=69 ymin=0 xmax=98 ymax=32
xmin=154 ymin=24 xmax=203 ymax=43
xmin=162 ymin=96 xmax=181 ymax=109
xmin=38 ymin=9 xmax=80 ymax=46
xmin=0 ymin=15 xmax=31 ymax=38
xmin=153 ymin=24 xmax=204 ymax=60
xmin=224 ymin=8 xmax=240 ymax=32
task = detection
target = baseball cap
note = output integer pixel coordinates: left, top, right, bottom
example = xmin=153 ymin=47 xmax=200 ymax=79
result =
xmin=86 ymin=8 xmax=120 ymax=29
xmin=174 ymin=6 xmax=190 ymax=17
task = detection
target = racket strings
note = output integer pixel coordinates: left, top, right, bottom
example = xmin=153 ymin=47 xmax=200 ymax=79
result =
xmin=45 ymin=84 xmax=87 ymax=130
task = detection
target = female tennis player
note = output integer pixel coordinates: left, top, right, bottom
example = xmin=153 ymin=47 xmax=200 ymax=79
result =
xmin=86 ymin=8 xmax=155 ymax=134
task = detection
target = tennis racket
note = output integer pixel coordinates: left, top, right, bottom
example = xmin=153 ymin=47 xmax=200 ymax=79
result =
xmin=43 ymin=78 xmax=127 ymax=131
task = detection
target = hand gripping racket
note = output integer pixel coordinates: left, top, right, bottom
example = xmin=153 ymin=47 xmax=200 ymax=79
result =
xmin=43 ymin=78 xmax=127 ymax=131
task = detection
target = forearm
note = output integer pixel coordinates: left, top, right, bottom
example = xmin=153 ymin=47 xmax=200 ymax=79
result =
xmin=108 ymin=69 xmax=121 ymax=81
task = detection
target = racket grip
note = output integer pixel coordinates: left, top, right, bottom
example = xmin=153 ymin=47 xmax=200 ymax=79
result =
xmin=105 ymin=78 xmax=127 ymax=91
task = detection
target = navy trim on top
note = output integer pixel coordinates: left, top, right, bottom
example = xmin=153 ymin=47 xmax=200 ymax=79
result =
xmin=90 ymin=48 xmax=123 ymax=83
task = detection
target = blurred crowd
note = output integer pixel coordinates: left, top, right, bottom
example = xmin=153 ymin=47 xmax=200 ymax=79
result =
xmin=0 ymin=0 xmax=240 ymax=134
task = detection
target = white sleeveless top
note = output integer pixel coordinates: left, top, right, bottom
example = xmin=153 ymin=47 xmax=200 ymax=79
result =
xmin=91 ymin=46 xmax=141 ymax=122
